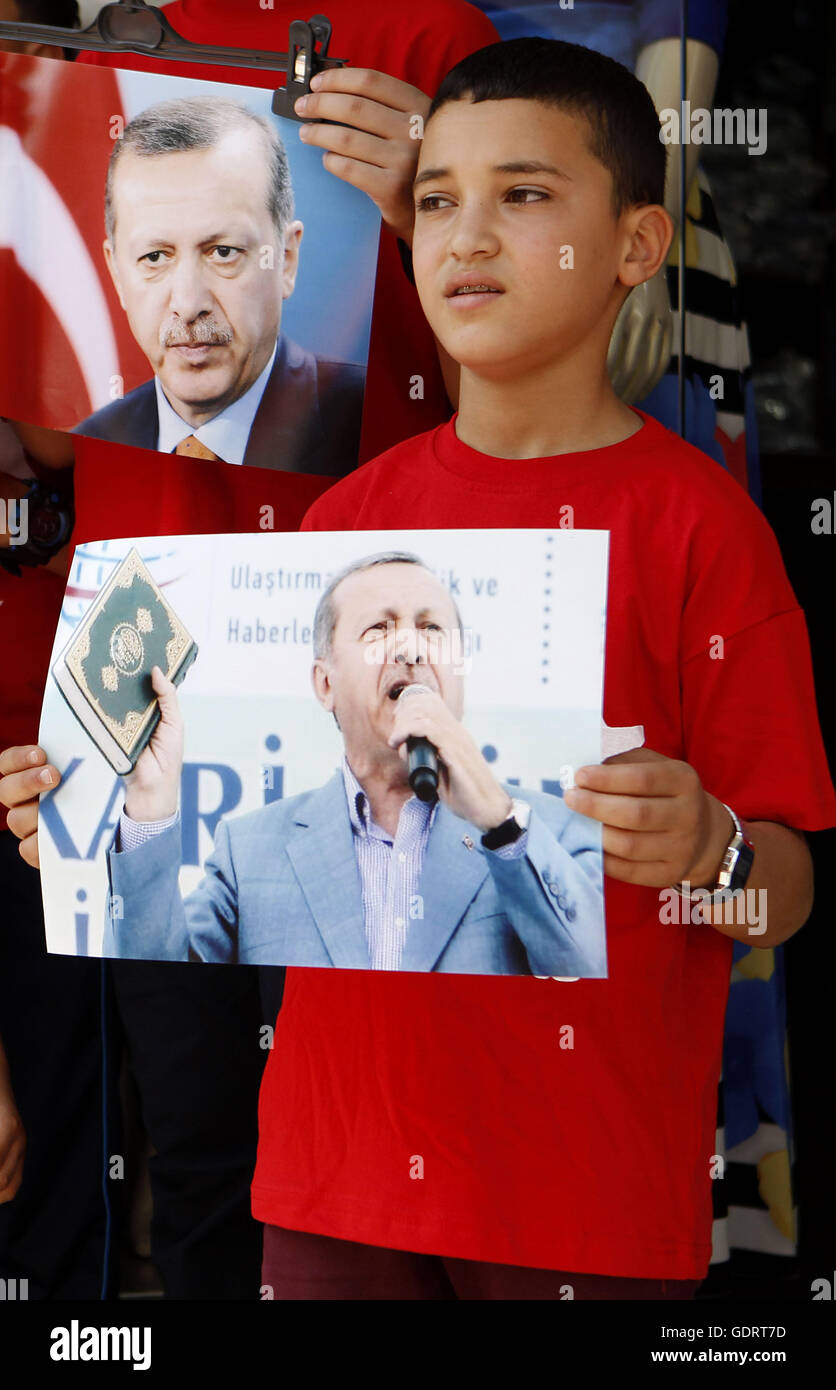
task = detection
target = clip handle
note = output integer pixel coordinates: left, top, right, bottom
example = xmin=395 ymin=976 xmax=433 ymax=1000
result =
xmin=307 ymin=14 xmax=334 ymax=56
xmin=96 ymin=1 xmax=166 ymax=48
xmin=272 ymin=16 xmax=343 ymax=122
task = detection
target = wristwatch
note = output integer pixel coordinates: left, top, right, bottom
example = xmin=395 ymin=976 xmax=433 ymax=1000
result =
xmin=674 ymin=803 xmax=755 ymax=899
xmin=481 ymin=798 xmax=531 ymax=850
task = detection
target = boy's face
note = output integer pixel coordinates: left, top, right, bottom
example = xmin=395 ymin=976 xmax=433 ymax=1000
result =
xmin=413 ymin=98 xmax=635 ymax=378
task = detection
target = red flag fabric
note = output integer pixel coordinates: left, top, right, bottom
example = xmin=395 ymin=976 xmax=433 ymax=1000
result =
xmin=0 ymin=53 xmax=149 ymax=428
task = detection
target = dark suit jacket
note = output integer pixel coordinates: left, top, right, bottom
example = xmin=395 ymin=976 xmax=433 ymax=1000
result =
xmin=74 ymin=335 xmax=365 ymax=477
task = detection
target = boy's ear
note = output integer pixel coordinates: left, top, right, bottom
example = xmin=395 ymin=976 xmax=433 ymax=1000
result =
xmin=618 ymin=205 xmax=674 ymax=289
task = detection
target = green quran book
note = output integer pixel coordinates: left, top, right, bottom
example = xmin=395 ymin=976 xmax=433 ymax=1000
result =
xmin=52 ymin=548 xmax=198 ymax=774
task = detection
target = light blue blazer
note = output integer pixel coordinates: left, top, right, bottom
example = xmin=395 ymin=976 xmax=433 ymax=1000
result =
xmin=104 ymin=771 xmax=606 ymax=976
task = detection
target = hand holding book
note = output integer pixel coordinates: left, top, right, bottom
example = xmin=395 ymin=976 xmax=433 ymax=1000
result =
xmin=0 ymin=665 xmax=183 ymax=868
xmin=51 ymin=549 xmax=198 ymax=775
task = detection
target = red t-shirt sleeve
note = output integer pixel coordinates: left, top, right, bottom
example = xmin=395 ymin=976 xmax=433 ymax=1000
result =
xmin=678 ymin=482 xmax=836 ymax=830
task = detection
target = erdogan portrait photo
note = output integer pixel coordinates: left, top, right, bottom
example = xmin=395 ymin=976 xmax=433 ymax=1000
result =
xmin=74 ymin=96 xmax=364 ymax=475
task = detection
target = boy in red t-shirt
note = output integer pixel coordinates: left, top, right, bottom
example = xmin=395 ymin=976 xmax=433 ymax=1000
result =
xmin=242 ymin=38 xmax=834 ymax=1298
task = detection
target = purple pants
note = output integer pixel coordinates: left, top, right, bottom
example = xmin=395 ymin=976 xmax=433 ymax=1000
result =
xmin=261 ymin=1224 xmax=702 ymax=1300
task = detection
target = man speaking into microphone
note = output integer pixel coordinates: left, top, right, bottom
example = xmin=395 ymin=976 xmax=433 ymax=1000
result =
xmin=103 ymin=551 xmax=605 ymax=976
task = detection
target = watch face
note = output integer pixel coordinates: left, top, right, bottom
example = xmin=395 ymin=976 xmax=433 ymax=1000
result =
xmin=729 ymin=842 xmax=756 ymax=891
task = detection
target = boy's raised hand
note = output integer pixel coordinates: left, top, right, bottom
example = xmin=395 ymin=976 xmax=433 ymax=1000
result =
xmin=294 ymin=68 xmax=431 ymax=245
xmin=563 ymin=747 xmax=733 ymax=889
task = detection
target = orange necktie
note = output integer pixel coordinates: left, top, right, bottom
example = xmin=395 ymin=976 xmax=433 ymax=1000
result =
xmin=174 ymin=434 xmax=224 ymax=463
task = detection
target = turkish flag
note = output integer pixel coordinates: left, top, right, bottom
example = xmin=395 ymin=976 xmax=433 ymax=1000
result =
xmin=0 ymin=52 xmax=149 ymax=429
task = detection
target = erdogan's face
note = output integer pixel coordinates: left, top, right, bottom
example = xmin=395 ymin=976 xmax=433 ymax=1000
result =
xmin=104 ymin=128 xmax=302 ymax=427
xmin=313 ymin=564 xmax=465 ymax=781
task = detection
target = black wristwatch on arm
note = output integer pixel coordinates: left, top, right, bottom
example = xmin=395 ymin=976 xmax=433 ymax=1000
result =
xmin=481 ymin=798 xmax=531 ymax=851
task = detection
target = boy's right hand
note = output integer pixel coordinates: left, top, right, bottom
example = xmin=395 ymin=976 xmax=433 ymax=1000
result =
xmin=123 ymin=666 xmax=184 ymax=824
xmin=0 ymin=745 xmax=60 ymax=869
xmin=0 ymin=666 xmax=183 ymax=868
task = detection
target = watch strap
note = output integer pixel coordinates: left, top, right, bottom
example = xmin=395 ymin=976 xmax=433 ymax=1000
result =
xmin=481 ymin=798 xmax=530 ymax=850
xmin=673 ymin=803 xmax=754 ymax=899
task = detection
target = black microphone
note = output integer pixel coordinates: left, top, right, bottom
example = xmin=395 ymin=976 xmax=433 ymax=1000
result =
xmin=398 ymin=683 xmax=439 ymax=804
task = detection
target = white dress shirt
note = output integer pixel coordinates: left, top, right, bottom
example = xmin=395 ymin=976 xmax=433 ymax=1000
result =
xmin=155 ymin=341 xmax=277 ymax=465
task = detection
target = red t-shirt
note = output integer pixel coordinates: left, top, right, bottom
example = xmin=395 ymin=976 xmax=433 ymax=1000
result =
xmin=250 ymin=411 xmax=836 ymax=1278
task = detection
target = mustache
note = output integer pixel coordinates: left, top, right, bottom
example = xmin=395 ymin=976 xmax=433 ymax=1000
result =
xmin=159 ymin=318 xmax=233 ymax=349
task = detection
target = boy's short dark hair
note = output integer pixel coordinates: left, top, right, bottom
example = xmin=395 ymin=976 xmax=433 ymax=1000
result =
xmin=428 ymin=37 xmax=666 ymax=214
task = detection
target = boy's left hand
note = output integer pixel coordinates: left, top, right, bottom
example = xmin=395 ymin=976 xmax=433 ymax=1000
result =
xmin=563 ymin=747 xmax=733 ymax=889
xmin=294 ymin=68 xmax=430 ymax=244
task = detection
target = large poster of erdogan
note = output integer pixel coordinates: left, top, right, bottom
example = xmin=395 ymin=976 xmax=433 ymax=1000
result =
xmin=0 ymin=51 xmax=379 ymax=476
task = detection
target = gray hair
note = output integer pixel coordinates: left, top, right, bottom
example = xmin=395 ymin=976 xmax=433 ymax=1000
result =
xmin=313 ymin=552 xmax=464 ymax=660
xmin=105 ymin=97 xmax=294 ymax=245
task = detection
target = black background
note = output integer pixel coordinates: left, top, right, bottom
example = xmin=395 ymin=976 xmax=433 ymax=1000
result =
xmin=707 ymin=0 xmax=836 ymax=1295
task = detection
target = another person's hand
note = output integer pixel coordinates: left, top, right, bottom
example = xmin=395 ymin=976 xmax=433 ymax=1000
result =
xmin=123 ymin=666 xmax=184 ymax=823
xmin=388 ymin=686 xmax=512 ymax=831
xmin=607 ymin=270 xmax=674 ymax=404
xmin=294 ymin=68 xmax=431 ymax=244
xmin=0 ymin=1047 xmax=25 ymax=1206
xmin=0 ymin=745 xmax=60 ymax=869
xmin=562 ymin=747 xmax=732 ymax=888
